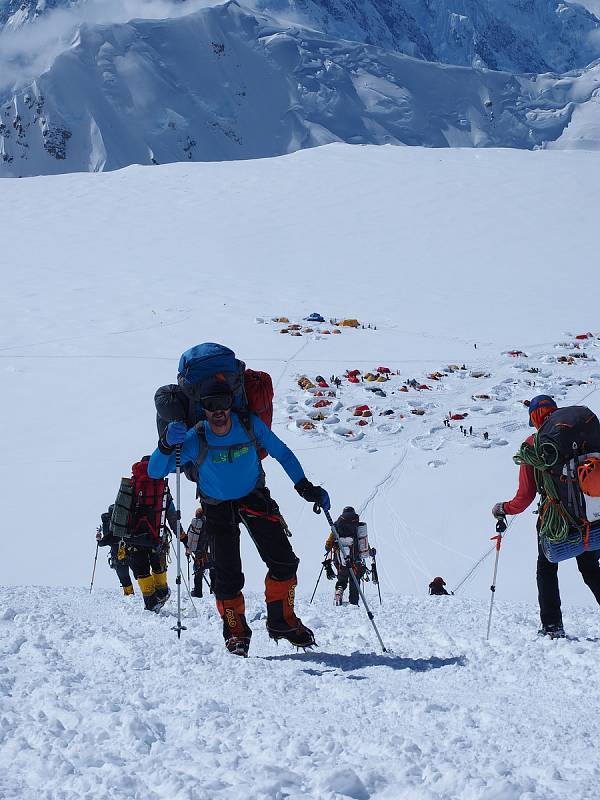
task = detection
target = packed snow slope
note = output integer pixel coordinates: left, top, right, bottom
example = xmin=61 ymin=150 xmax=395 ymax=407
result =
xmin=2 ymin=142 xmax=600 ymax=616
xmin=2 ymin=585 xmax=600 ymax=800
xmin=2 ymin=1 xmax=600 ymax=176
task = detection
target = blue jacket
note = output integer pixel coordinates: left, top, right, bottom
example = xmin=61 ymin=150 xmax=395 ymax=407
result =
xmin=148 ymin=413 xmax=305 ymax=502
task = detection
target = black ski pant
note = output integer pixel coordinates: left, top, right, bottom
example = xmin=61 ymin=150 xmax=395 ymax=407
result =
xmin=336 ymin=563 xmax=365 ymax=605
xmin=204 ymin=487 xmax=299 ymax=600
xmin=128 ymin=546 xmax=167 ymax=580
xmin=109 ymin=543 xmax=133 ymax=589
xmin=537 ymin=540 xmax=600 ymax=627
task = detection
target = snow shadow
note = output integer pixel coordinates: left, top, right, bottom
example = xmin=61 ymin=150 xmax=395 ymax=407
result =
xmin=261 ymin=651 xmax=466 ymax=673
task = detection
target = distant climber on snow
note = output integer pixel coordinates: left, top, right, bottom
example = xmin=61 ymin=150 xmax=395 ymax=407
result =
xmin=492 ymin=395 xmax=600 ymax=639
xmin=149 ymin=344 xmax=330 ymax=657
xmin=428 ymin=577 xmax=449 ymax=596
xmin=324 ymin=507 xmax=373 ymax=605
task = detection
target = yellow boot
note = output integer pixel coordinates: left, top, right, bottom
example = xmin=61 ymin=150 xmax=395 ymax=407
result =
xmin=123 ymin=584 xmax=134 ymax=597
xmin=153 ymin=570 xmax=171 ymax=606
xmin=137 ymin=574 xmax=159 ymax=611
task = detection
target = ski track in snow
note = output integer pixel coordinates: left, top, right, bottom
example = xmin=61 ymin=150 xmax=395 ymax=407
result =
xmin=2 ymin=586 xmax=600 ymax=800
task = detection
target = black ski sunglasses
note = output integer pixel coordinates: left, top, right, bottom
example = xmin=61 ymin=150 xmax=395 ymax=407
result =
xmin=201 ymin=394 xmax=233 ymax=412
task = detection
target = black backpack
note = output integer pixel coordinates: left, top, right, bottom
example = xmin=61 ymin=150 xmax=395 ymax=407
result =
xmin=537 ymin=406 xmax=600 ymax=468
xmin=532 ymin=406 xmax=600 ymax=536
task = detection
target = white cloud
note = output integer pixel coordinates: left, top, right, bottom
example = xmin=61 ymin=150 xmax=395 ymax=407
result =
xmin=0 ymin=0 xmax=220 ymax=93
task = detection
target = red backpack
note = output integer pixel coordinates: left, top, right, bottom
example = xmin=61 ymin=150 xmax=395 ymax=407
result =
xmin=129 ymin=460 xmax=169 ymax=544
xmin=244 ymin=368 xmax=273 ymax=459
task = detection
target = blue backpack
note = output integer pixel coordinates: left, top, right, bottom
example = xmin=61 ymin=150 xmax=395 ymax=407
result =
xmin=155 ymin=343 xmax=274 ymax=488
xmin=177 ymin=343 xmax=246 ymax=406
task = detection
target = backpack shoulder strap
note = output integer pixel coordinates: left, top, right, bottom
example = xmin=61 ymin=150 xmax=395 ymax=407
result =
xmin=193 ymin=414 xmax=256 ymax=468
xmin=239 ymin=412 xmax=266 ymax=487
xmin=193 ymin=414 xmax=265 ymax=491
xmin=239 ymin=411 xmax=258 ymax=450
xmin=193 ymin=421 xmax=209 ymax=470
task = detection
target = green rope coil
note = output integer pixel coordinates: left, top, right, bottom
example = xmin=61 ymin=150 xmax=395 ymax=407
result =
xmin=513 ymin=438 xmax=579 ymax=544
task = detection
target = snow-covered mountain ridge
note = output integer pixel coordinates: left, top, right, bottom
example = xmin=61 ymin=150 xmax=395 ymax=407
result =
xmin=2 ymin=1 xmax=600 ymax=177
xmin=3 ymin=0 xmax=600 ymax=73
xmin=257 ymin=0 xmax=600 ymax=73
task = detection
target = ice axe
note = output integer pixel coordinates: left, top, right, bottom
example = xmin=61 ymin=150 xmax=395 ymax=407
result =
xmin=318 ymin=506 xmax=389 ymax=653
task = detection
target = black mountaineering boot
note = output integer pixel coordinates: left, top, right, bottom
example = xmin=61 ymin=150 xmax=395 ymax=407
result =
xmin=538 ymin=623 xmax=566 ymax=639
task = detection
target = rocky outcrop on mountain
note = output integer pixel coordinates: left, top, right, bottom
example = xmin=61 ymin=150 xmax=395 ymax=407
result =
xmin=0 ymin=0 xmax=74 ymax=28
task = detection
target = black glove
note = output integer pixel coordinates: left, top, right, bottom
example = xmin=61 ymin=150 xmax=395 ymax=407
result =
xmin=324 ymin=559 xmax=336 ymax=581
xmin=294 ymin=478 xmax=330 ymax=511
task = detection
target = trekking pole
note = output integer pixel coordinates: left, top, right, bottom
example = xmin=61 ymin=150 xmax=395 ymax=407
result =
xmin=486 ymin=517 xmax=507 ymax=641
xmin=309 ymin=560 xmax=326 ymax=604
xmin=89 ymin=541 xmax=99 ymax=594
xmin=180 ymin=569 xmax=199 ymax=619
xmin=323 ymin=508 xmax=388 ymax=653
xmin=172 ymin=444 xmax=187 ymax=640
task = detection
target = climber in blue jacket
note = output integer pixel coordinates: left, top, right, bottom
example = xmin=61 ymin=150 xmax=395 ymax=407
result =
xmin=149 ymin=377 xmax=329 ymax=657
